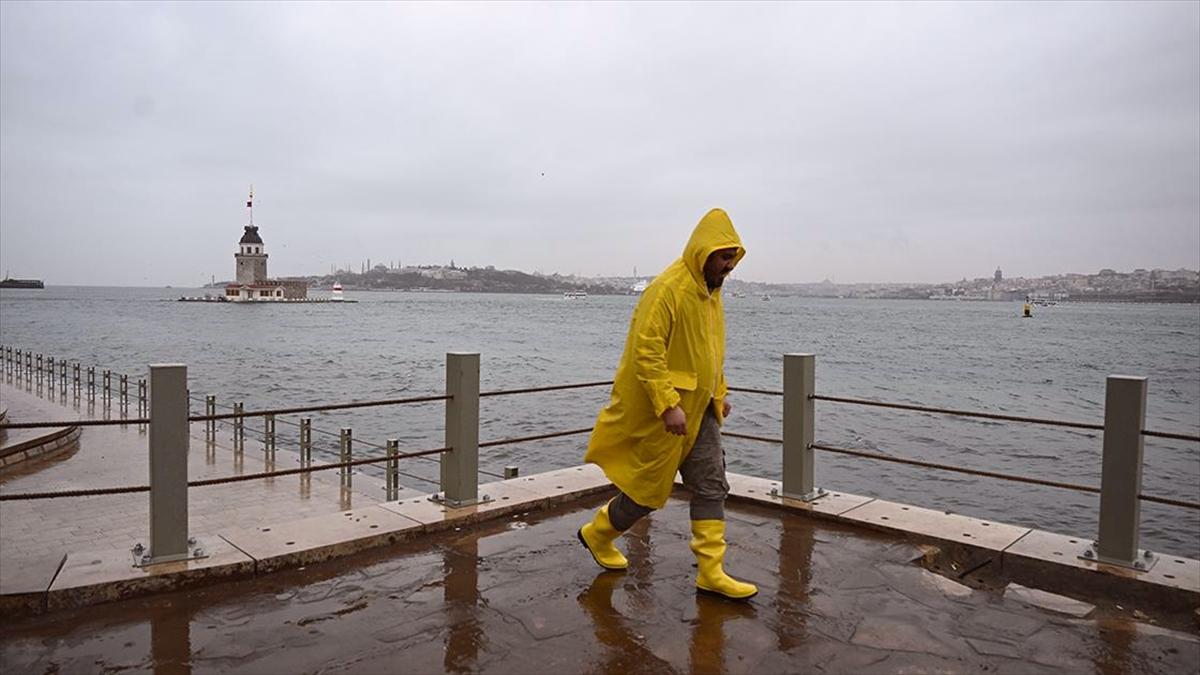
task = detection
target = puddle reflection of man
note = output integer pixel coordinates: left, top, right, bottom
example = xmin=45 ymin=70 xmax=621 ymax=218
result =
xmin=578 ymin=208 xmax=756 ymax=600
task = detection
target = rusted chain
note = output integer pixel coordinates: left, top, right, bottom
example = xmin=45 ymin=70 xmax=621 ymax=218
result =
xmin=812 ymin=394 xmax=1104 ymax=431
xmin=810 ymin=443 xmax=1102 ymax=494
xmin=479 ymin=427 xmax=592 ymax=448
xmin=727 ymin=386 xmax=784 ymax=396
xmin=1143 ymin=430 xmax=1200 ymax=443
xmin=0 ymin=446 xmax=451 ymax=500
xmin=480 ymin=381 xmax=612 ymax=398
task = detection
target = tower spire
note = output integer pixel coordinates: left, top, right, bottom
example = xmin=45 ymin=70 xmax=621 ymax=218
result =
xmin=247 ymin=184 xmax=254 ymax=226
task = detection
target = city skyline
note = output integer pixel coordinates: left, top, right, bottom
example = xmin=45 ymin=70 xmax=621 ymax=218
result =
xmin=1 ymin=2 xmax=1198 ymax=287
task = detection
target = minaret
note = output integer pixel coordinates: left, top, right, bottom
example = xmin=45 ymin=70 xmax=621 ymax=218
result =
xmin=235 ymin=185 xmax=268 ymax=284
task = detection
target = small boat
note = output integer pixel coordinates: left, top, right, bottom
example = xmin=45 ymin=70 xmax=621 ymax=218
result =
xmin=331 ymin=282 xmax=344 ymax=302
xmin=563 ymin=290 xmax=588 ymax=299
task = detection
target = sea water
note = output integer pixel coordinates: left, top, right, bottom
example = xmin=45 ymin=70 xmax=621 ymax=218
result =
xmin=2 ymin=286 xmax=1197 ymax=557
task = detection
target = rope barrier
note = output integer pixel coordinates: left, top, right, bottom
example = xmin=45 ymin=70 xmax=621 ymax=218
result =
xmin=479 ymin=381 xmax=612 ymax=398
xmin=812 ymin=394 xmax=1105 ymax=431
xmin=1138 ymin=494 xmax=1200 ymax=510
xmin=721 ymin=430 xmax=783 ymax=444
xmin=810 ymin=443 xmax=1101 ymax=493
xmin=0 ymin=446 xmax=452 ymax=500
xmin=479 ymin=427 xmax=592 ymax=448
xmin=727 ymin=386 xmax=784 ymax=396
xmin=1143 ymin=430 xmax=1200 ymax=443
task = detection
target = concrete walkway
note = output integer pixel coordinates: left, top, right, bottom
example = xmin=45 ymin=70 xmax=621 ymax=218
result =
xmin=0 ymin=377 xmax=421 ymax=598
xmin=2 ymin=495 xmax=1198 ymax=674
xmin=2 ymin=374 xmax=1198 ymax=673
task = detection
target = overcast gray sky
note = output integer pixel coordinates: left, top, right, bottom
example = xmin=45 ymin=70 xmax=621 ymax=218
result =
xmin=1 ymin=1 xmax=1197 ymax=286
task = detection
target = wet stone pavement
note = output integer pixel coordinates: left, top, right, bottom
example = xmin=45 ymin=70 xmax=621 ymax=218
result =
xmin=2 ymin=495 xmax=1197 ymax=674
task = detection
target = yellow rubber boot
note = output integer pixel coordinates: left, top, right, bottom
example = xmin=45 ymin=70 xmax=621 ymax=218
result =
xmin=578 ymin=501 xmax=628 ymax=570
xmin=690 ymin=520 xmax=758 ymax=600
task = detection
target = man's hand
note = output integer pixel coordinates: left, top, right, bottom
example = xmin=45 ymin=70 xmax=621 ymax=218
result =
xmin=722 ymin=399 xmax=732 ymax=418
xmin=662 ymin=406 xmax=687 ymax=435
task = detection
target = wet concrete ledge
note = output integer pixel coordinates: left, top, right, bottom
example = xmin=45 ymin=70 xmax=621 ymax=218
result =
xmin=2 ymin=466 xmax=1197 ymax=620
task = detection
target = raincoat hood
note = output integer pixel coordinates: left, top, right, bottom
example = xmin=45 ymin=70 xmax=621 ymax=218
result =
xmin=682 ymin=208 xmax=746 ymax=293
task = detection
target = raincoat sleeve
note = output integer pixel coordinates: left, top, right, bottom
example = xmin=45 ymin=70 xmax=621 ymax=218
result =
xmin=632 ymin=286 xmax=681 ymax=418
xmin=714 ymin=369 xmax=728 ymax=424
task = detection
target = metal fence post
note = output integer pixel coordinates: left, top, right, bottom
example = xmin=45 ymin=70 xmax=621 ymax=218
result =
xmin=47 ymin=357 xmax=55 ymax=390
xmin=136 ymin=363 xmax=201 ymax=566
xmin=36 ymin=354 xmax=43 ymax=384
xmin=1086 ymin=375 xmax=1153 ymax=570
xmin=205 ymin=395 xmax=216 ymax=442
xmin=436 ymin=352 xmax=485 ymax=507
xmin=59 ymin=360 xmax=67 ymax=390
xmin=138 ymin=379 xmax=147 ymax=417
xmin=103 ymin=369 xmax=111 ymax=403
xmin=87 ymin=367 xmax=95 ymax=401
xmin=340 ymin=428 xmax=353 ymax=488
xmin=120 ymin=374 xmax=129 ymax=412
xmin=386 ymin=439 xmax=399 ymax=501
xmin=73 ymin=363 xmax=80 ymax=395
xmin=782 ymin=353 xmax=824 ymax=501
xmin=300 ymin=417 xmax=312 ymax=465
xmin=264 ymin=413 xmax=276 ymax=459
xmin=233 ymin=401 xmax=244 ymax=452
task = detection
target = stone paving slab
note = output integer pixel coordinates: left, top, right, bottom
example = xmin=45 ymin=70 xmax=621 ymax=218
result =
xmin=46 ymin=535 xmax=255 ymax=612
xmin=222 ymin=505 xmax=425 ymax=573
xmin=1 ymin=497 xmax=1196 ymax=674
xmin=837 ymin=496 xmax=1031 ymax=551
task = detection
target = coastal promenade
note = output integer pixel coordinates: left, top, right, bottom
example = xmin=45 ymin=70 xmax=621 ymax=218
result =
xmin=1 ymin=367 xmax=1199 ymax=673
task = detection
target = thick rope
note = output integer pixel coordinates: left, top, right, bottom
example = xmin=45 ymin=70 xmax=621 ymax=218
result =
xmin=0 ymin=446 xmax=450 ymax=500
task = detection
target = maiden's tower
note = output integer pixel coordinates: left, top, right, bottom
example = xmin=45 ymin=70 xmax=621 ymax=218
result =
xmin=223 ymin=188 xmax=308 ymax=302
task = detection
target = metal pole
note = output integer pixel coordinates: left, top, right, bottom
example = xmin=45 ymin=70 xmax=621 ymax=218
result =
xmin=59 ymin=360 xmax=67 ymax=390
xmin=138 ymin=379 xmax=147 ymax=418
xmin=87 ymin=367 xmax=95 ymax=401
xmin=386 ymin=439 xmax=399 ymax=501
xmin=782 ymin=353 xmax=824 ymax=501
xmin=103 ymin=369 xmax=111 ymax=403
xmin=300 ymin=418 xmax=312 ymax=465
xmin=233 ymin=401 xmax=244 ymax=452
xmin=1088 ymin=375 xmax=1152 ymax=570
xmin=340 ymin=428 xmax=352 ymax=488
xmin=47 ymin=357 xmax=55 ymax=390
xmin=144 ymin=364 xmax=191 ymax=565
xmin=438 ymin=352 xmax=483 ymax=507
xmin=36 ymin=354 xmax=43 ymax=384
xmin=120 ymin=374 xmax=129 ymax=412
xmin=73 ymin=363 xmax=81 ymax=395
xmin=205 ymin=395 xmax=216 ymax=442
xmin=264 ymin=413 xmax=276 ymax=459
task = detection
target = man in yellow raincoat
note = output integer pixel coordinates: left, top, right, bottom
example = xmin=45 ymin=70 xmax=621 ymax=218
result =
xmin=578 ymin=208 xmax=757 ymax=600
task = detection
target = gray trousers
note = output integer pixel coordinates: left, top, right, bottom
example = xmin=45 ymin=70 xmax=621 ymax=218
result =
xmin=608 ymin=409 xmax=730 ymax=530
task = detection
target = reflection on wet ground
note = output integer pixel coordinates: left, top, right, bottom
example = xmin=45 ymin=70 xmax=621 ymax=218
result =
xmin=1 ymin=496 xmax=1197 ymax=674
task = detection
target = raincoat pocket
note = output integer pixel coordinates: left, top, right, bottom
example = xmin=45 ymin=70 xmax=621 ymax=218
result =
xmin=668 ymin=370 xmax=698 ymax=392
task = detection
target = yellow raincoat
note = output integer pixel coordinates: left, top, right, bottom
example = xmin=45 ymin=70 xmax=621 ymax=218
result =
xmin=585 ymin=208 xmax=745 ymax=509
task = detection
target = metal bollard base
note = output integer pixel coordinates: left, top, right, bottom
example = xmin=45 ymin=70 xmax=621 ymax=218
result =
xmin=1079 ymin=544 xmax=1159 ymax=572
xmin=131 ymin=540 xmax=209 ymax=568
xmin=428 ymin=492 xmax=494 ymax=509
xmin=771 ymin=486 xmax=829 ymax=502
